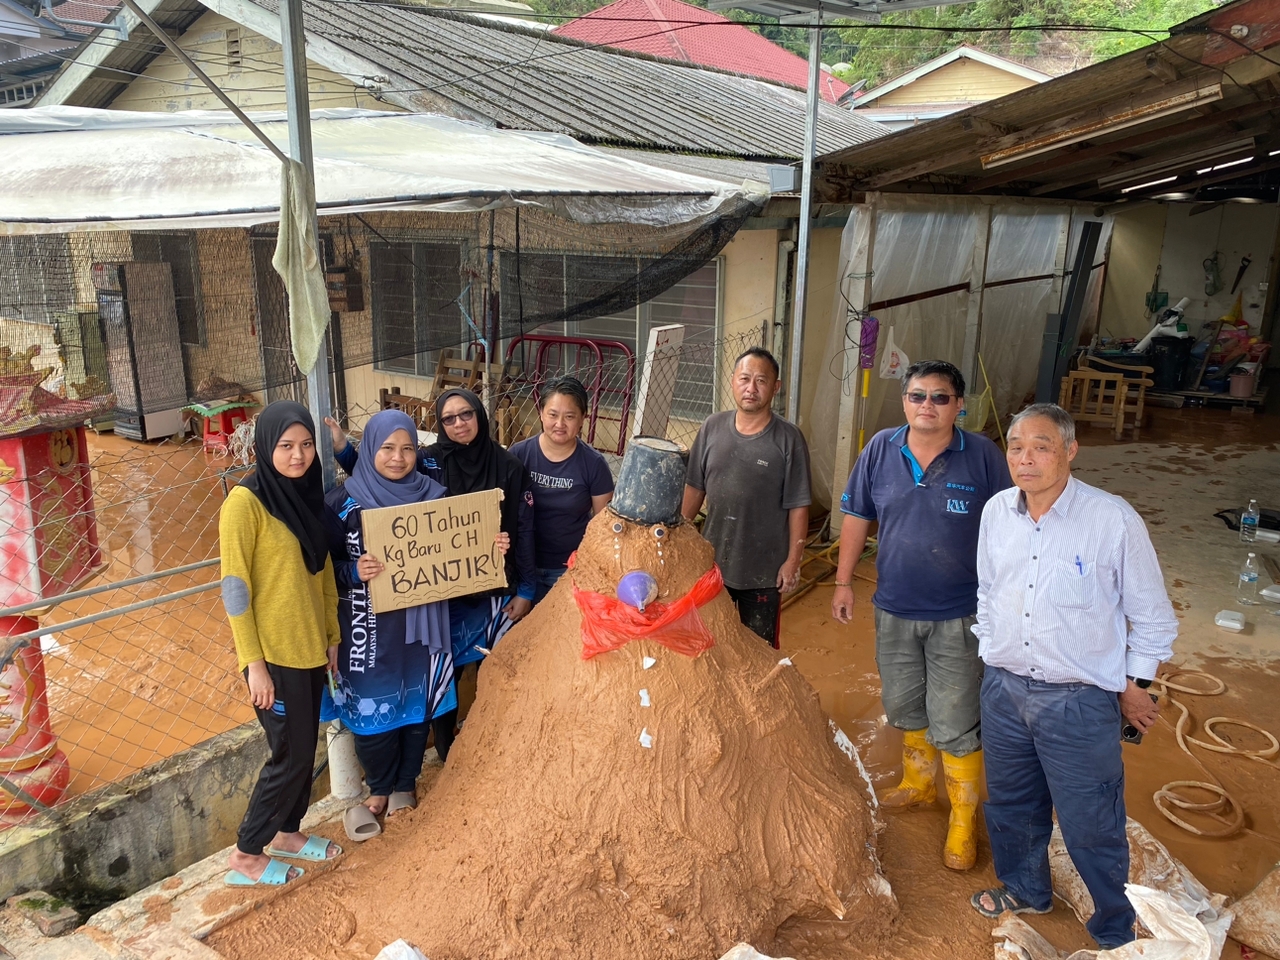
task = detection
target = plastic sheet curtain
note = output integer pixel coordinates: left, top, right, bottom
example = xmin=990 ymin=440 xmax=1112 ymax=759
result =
xmin=961 ymin=207 xmax=1113 ymax=422
xmin=808 ymin=196 xmax=1112 ymax=508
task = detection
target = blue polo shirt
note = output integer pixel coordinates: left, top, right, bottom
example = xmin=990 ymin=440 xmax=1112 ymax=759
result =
xmin=841 ymin=425 xmax=1011 ymax=621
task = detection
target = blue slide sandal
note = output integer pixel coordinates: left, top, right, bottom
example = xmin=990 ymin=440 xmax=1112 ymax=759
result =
xmin=265 ymin=835 xmax=341 ymax=861
xmin=224 ymin=858 xmax=302 ymax=886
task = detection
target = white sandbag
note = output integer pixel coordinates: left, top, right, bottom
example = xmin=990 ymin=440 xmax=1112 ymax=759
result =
xmin=1229 ymin=862 xmax=1280 ymax=956
xmin=374 ymin=940 xmax=429 ymax=960
xmin=993 ymin=885 xmax=1230 ymax=960
xmin=1049 ymin=818 xmax=1229 ymax=940
xmin=717 ymin=945 xmax=795 ymax=960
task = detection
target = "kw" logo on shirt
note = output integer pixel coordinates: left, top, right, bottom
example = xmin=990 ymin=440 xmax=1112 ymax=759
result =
xmin=946 ymin=499 xmax=970 ymax=515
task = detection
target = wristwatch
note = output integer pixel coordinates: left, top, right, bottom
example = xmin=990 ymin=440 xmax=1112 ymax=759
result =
xmin=1127 ymin=676 xmax=1153 ymax=689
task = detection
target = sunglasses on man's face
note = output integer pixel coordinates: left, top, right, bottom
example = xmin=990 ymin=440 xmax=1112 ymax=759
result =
xmin=440 ymin=409 xmax=477 ymax=427
xmin=906 ymin=391 xmax=956 ymax=406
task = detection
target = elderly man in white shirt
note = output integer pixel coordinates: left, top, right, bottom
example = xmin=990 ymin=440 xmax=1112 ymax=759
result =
xmin=968 ymin=403 xmax=1177 ymax=949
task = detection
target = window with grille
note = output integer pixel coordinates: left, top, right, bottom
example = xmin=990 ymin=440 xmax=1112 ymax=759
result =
xmin=370 ymin=240 xmax=466 ymax=378
xmin=499 ymin=255 xmax=721 ymax=419
xmin=130 ymin=232 xmax=206 ymax=347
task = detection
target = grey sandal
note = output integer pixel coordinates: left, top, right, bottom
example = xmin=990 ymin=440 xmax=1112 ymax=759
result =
xmin=971 ymin=887 xmax=1052 ymax=918
xmin=343 ymin=804 xmax=381 ymax=842
xmin=387 ymin=791 xmax=417 ymax=815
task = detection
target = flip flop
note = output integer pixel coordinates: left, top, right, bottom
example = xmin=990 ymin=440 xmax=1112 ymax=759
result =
xmin=265 ymin=835 xmax=341 ymax=861
xmin=970 ymin=887 xmax=1052 ymax=919
xmin=387 ymin=791 xmax=417 ymax=815
xmin=224 ymin=859 xmax=302 ymax=886
xmin=344 ymin=804 xmax=382 ymax=842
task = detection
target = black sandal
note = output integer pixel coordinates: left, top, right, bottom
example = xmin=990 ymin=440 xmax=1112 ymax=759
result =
xmin=970 ymin=886 xmax=1052 ymax=918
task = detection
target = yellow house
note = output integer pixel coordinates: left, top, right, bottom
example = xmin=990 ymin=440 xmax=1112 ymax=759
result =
xmin=848 ymin=46 xmax=1051 ymax=131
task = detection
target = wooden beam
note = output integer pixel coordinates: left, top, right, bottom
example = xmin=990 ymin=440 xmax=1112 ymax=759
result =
xmin=1145 ymin=52 xmax=1179 ymax=83
xmin=964 ymin=97 xmax=1279 ymax=192
xmin=1076 ymin=153 xmax=1280 ymax=200
xmin=961 ymin=204 xmax=992 ymax=390
xmin=1202 ymin=0 xmax=1280 ymax=66
xmin=1027 ymin=127 xmax=1266 ymax=196
xmin=980 ymin=78 xmax=1224 ymax=168
xmin=863 ymin=77 xmax=1222 ymax=190
xmin=960 ymin=116 xmax=1015 ymax=139
xmin=830 ymin=194 xmax=878 ymax=508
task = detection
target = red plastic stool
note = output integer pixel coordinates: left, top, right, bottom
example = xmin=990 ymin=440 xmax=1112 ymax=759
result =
xmin=200 ymin=404 xmax=254 ymax=454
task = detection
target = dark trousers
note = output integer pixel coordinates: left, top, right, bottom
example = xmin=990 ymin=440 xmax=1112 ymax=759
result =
xmin=354 ymin=723 xmax=430 ymax=795
xmin=981 ymin=666 xmax=1133 ymax=948
xmin=237 ymin=663 xmax=325 ymax=856
xmin=431 ymin=712 xmax=456 ymax=763
xmin=726 ymin=585 xmax=781 ymax=649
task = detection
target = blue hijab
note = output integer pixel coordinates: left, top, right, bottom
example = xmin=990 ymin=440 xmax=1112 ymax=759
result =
xmin=345 ymin=410 xmax=449 ymax=651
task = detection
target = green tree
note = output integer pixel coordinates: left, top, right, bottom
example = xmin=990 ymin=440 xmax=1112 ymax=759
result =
xmin=833 ymin=0 xmax=1219 ymax=88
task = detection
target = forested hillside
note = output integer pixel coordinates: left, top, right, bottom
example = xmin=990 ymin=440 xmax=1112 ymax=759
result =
xmin=523 ymin=0 xmax=1222 ymax=87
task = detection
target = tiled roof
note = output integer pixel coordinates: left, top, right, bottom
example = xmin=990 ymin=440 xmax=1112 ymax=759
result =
xmin=49 ymin=0 xmax=119 ymax=34
xmin=552 ymin=0 xmax=849 ymax=103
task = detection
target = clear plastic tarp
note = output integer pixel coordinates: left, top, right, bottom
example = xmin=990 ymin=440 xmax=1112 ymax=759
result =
xmin=0 ymin=107 xmax=767 ymax=234
xmin=808 ymin=195 xmax=1112 ymax=508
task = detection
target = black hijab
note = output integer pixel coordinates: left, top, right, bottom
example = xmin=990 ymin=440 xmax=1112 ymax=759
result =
xmin=426 ymin=388 xmax=530 ymax=591
xmin=430 ymin=388 xmax=502 ymax=495
xmin=239 ymin=401 xmax=329 ymax=575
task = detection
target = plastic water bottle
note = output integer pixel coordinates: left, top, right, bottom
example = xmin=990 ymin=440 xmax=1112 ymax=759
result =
xmin=1241 ymin=499 xmax=1260 ymax=543
xmin=956 ymin=408 xmax=968 ymax=432
xmin=1238 ymin=553 xmax=1260 ymax=605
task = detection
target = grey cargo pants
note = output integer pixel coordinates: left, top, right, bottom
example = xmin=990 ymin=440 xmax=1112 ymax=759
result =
xmin=873 ymin=607 xmax=982 ymax=757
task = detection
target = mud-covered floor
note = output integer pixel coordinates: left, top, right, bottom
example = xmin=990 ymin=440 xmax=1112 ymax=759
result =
xmin=789 ymin=404 xmax=1280 ymax=960
xmin=37 ymin=406 xmax=1280 ymax=960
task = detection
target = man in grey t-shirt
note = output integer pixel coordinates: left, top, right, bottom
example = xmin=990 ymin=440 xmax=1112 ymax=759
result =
xmin=682 ymin=347 xmax=811 ymax=648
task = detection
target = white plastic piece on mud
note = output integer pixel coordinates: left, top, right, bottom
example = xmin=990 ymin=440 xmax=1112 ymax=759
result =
xmin=642 ymin=656 xmax=656 ymax=669
xmin=39 ymin=634 xmax=63 ymax=655
xmin=717 ymin=944 xmax=795 ymax=960
xmin=374 ymin=940 xmax=429 ymax=960
xmin=639 ymin=689 xmax=651 ymax=707
xmin=639 ymin=728 xmax=653 ymax=748
xmin=830 ymin=720 xmax=878 ymax=810
xmin=778 ymin=656 xmax=792 ymax=666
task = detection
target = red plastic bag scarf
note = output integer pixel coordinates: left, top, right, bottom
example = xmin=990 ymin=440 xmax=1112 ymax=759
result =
xmin=570 ymin=557 xmax=724 ymax=660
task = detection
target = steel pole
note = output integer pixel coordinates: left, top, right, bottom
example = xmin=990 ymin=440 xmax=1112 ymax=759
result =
xmin=786 ymin=11 xmax=822 ymax=424
xmin=279 ymin=0 xmax=336 ymax=488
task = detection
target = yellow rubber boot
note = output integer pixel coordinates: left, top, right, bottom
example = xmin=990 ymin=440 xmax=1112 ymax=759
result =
xmin=942 ymin=749 xmax=983 ymax=871
xmin=879 ymin=729 xmax=938 ymax=808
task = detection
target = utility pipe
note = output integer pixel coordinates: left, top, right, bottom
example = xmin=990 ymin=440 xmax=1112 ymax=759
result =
xmin=786 ymin=9 xmax=822 ymax=423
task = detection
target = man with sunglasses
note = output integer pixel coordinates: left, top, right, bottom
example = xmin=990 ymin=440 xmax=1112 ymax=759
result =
xmin=831 ymin=359 xmax=1010 ymax=872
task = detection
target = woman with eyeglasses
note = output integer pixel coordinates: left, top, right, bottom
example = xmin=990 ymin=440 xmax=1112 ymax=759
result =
xmin=322 ymin=409 xmax=483 ymax=833
xmin=421 ymin=388 xmax=536 ymax=759
xmin=327 ymin=390 xmax=536 ymax=762
xmin=508 ymin=376 xmax=613 ymax=604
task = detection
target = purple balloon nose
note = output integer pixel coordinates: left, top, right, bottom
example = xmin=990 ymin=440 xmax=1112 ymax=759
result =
xmin=617 ymin=570 xmax=659 ymax=612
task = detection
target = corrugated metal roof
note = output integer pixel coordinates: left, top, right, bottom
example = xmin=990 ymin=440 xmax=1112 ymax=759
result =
xmin=40 ymin=0 xmax=883 ymax=161
xmin=814 ymin=0 xmax=1280 ymax=204
xmin=270 ymin=0 xmax=883 ymax=161
xmin=552 ymin=0 xmax=850 ymax=103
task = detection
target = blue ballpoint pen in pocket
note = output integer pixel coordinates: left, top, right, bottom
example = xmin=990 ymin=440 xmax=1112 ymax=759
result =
xmin=1075 ymin=555 xmax=1084 ymax=575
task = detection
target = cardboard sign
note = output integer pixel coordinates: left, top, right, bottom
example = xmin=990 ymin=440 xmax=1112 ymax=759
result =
xmin=362 ymin=489 xmax=506 ymax=614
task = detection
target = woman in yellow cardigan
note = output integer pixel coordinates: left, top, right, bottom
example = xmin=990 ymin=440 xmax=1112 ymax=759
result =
xmin=219 ymin=401 xmax=342 ymax=886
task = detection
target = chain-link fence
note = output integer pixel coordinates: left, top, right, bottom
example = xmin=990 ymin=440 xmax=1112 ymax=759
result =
xmin=0 ymin=327 xmax=759 ymax=861
xmin=0 ymin=432 xmax=249 ymax=827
